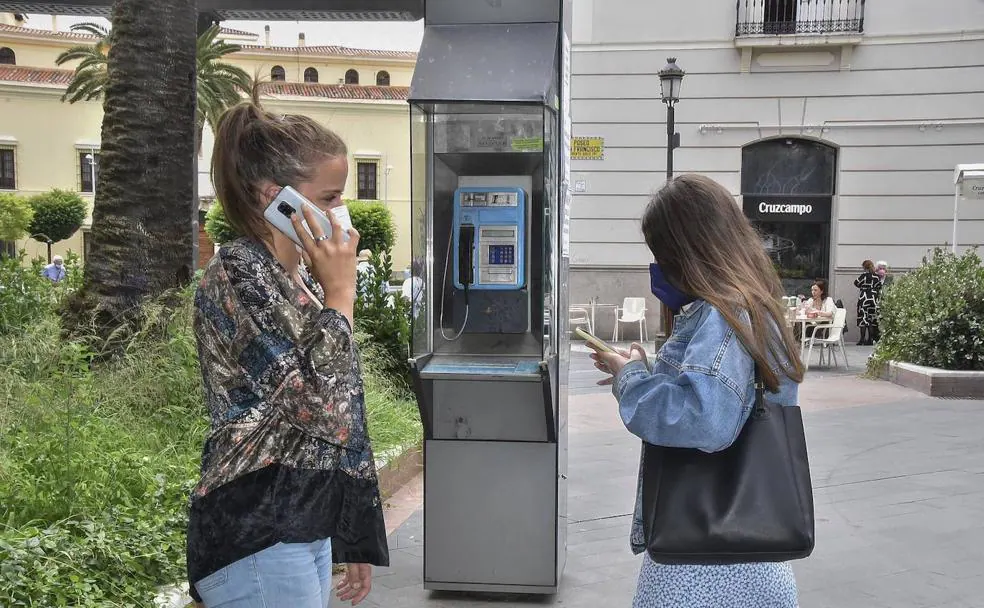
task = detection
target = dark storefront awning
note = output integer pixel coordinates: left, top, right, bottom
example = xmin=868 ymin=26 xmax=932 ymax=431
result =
xmin=410 ymin=22 xmax=558 ymax=105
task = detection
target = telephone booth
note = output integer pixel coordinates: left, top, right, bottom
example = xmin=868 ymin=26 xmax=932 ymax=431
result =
xmin=407 ymin=2 xmax=572 ymax=594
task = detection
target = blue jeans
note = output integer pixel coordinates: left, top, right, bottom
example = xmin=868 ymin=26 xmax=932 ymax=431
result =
xmin=194 ymin=538 xmax=333 ymax=607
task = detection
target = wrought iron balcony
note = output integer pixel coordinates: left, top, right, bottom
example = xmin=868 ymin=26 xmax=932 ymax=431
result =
xmin=736 ymin=0 xmax=865 ymax=36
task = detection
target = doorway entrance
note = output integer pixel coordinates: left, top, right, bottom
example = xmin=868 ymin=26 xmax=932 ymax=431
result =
xmin=741 ymin=138 xmax=837 ymax=298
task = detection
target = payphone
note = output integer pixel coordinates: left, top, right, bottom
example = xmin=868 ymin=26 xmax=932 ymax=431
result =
xmin=452 ymin=187 xmax=527 ymax=291
xmin=408 ymin=4 xmax=571 ymax=595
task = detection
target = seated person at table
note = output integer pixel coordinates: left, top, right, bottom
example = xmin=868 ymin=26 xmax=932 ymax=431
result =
xmin=799 ymin=280 xmax=835 ymax=338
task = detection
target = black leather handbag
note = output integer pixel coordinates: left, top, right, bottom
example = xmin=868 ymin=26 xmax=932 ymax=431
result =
xmin=641 ymin=370 xmax=815 ymax=564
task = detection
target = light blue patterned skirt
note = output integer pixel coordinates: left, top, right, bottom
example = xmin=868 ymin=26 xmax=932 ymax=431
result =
xmin=633 ymin=556 xmax=799 ymax=608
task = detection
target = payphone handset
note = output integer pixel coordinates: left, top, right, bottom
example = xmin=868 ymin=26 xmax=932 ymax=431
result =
xmin=452 ymin=187 xmax=527 ymax=291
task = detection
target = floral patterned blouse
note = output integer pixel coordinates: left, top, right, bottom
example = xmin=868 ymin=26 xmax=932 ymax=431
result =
xmin=186 ymin=237 xmax=387 ymax=602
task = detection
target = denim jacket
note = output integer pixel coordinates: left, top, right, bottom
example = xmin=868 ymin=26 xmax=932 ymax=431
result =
xmin=613 ymin=299 xmax=799 ymax=554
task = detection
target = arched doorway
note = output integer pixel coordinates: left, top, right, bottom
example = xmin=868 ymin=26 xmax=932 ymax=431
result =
xmin=741 ymin=137 xmax=837 ymax=297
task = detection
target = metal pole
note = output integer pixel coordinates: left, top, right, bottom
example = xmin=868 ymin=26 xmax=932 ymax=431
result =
xmin=666 ymin=103 xmax=675 ymax=182
xmin=660 ymin=101 xmax=677 ymax=340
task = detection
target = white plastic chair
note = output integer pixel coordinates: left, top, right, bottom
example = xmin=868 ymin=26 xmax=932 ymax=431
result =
xmin=613 ymin=297 xmax=648 ymax=342
xmin=569 ymin=307 xmax=592 ymax=335
xmin=804 ymin=307 xmax=849 ymax=371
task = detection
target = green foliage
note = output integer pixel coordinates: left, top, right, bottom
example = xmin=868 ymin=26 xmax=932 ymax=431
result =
xmin=870 ymin=248 xmax=984 ymax=372
xmin=0 ymin=193 xmax=33 ymax=242
xmin=204 ymin=200 xmax=240 ymax=245
xmin=28 ymin=189 xmax=89 ymax=244
xmin=348 ymin=201 xmax=396 ymax=255
xmin=1 ymin=265 xmax=419 ymax=605
xmin=356 ymin=252 xmax=411 ymax=388
xmin=0 ymin=253 xmax=82 ymax=334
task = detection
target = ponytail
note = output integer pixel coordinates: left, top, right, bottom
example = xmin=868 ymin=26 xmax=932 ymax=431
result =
xmin=211 ymin=102 xmax=348 ymax=244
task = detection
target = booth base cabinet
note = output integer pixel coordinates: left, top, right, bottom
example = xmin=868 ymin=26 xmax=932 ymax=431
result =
xmin=423 ymin=440 xmax=562 ymax=592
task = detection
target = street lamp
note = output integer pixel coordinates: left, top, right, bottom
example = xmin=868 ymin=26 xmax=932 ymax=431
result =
xmin=657 ymin=57 xmax=685 ymax=340
xmin=658 ymin=57 xmax=684 ymax=181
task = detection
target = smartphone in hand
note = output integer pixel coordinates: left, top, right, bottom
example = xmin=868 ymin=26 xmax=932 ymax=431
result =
xmin=263 ymin=185 xmax=352 ymax=246
xmin=575 ymin=327 xmax=615 ymax=353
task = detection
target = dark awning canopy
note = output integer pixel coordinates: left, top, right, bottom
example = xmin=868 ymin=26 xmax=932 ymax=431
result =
xmin=409 ymin=22 xmax=558 ymax=105
xmin=0 ymin=0 xmax=424 ymax=19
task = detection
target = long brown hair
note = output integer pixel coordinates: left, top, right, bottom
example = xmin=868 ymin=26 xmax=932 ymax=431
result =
xmin=211 ymin=102 xmax=348 ymax=243
xmin=641 ymin=174 xmax=805 ymax=390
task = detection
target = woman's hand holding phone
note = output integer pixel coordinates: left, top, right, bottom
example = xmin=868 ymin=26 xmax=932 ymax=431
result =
xmin=589 ymin=342 xmax=647 ymax=386
xmin=292 ymin=204 xmax=361 ymax=327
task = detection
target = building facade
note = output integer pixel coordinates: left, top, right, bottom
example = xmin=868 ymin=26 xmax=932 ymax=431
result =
xmin=569 ymin=0 xmax=984 ymax=335
xmin=0 ymin=16 xmax=416 ymax=271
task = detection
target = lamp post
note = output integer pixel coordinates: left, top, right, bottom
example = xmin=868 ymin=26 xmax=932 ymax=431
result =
xmin=657 ymin=57 xmax=685 ymax=340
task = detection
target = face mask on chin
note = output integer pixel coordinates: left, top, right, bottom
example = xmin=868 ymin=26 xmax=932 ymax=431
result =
xmin=649 ymin=263 xmax=696 ymax=312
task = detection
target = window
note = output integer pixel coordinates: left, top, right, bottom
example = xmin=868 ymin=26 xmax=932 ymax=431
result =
xmin=763 ymin=0 xmax=797 ymax=34
xmin=80 ymin=151 xmax=101 ymax=193
xmin=0 ymin=47 xmax=14 ymax=65
xmin=0 ymin=147 xmax=15 ymax=190
xmin=376 ymin=70 xmax=390 ymax=86
xmin=271 ymin=65 xmax=286 ymax=82
xmin=344 ymin=69 xmax=359 ymax=85
xmin=304 ymin=67 xmax=319 ymax=83
xmin=357 ymin=161 xmax=377 ymax=200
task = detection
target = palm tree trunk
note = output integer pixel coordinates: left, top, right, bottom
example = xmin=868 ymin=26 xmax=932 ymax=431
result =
xmin=66 ymin=0 xmax=198 ymax=339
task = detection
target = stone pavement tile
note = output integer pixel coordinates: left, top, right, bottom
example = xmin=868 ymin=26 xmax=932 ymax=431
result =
xmin=365 ymin=379 xmax=984 ymax=608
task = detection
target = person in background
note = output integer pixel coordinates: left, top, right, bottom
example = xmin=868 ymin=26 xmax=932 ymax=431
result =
xmin=854 ymin=260 xmax=880 ymax=346
xmin=799 ymin=279 xmax=835 ymax=339
xmin=401 ymin=258 xmax=424 ymax=319
xmin=872 ymin=260 xmax=890 ymax=342
xmin=42 ymin=255 xmax=66 ymax=283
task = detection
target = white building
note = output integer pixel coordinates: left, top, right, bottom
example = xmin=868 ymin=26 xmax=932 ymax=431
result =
xmin=569 ymin=0 xmax=984 ymax=335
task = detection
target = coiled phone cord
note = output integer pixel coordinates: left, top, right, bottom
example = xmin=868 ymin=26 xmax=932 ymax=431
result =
xmin=439 ymin=226 xmax=469 ymax=341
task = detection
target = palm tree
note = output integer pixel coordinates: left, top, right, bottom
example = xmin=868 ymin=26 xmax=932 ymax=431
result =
xmin=57 ymin=23 xmax=251 ymax=152
xmin=64 ymin=0 xmax=197 ymax=340
xmin=54 ymin=22 xmax=110 ymax=103
xmin=194 ymin=25 xmax=253 ymax=152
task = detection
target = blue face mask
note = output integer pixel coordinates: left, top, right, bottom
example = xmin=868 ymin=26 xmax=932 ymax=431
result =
xmin=649 ymin=263 xmax=696 ymax=312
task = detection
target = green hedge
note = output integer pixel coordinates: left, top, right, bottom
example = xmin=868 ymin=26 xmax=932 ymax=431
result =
xmin=203 ymin=199 xmax=239 ymax=245
xmin=347 ymin=200 xmax=395 ymax=255
xmin=870 ymin=248 xmax=984 ymax=372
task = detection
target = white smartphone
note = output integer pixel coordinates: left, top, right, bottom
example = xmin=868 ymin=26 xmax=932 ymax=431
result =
xmin=574 ymin=327 xmax=615 ymax=353
xmin=263 ymin=185 xmax=352 ymax=246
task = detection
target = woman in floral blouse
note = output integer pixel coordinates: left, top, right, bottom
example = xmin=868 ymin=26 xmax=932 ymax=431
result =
xmin=187 ymin=102 xmax=386 ymax=607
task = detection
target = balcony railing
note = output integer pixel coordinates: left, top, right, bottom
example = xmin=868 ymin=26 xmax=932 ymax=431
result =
xmin=736 ymin=0 xmax=865 ymax=36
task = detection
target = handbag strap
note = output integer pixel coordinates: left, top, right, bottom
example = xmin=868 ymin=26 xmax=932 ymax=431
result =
xmin=754 ymin=365 xmax=766 ymax=415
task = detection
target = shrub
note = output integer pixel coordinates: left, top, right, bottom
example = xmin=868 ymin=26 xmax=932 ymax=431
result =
xmin=356 ymin=251 xmax=410 ymax=388
xmin=348 ymin=200 xmax=395 ymax=255
xmin=870 ymin=248 xmax=984 ymax=372
xmin=0 ymin=274 xmax=419 ymax=605
xmin=203 ymin=199 xmax=239 ymax=245
xmin=27 ymin=189 xmax=88 ymax=244
xmin=0 ymin=192 xmax=33 ymax=243
xmin=0 ymin=253 xmax=82 ymax=334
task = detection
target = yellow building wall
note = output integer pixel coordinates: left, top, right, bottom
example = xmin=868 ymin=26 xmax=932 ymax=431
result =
xmin=1 ymin=86 xmax=100 ymax=261
xmin=232 ymin=54 xmax=413 ymax=88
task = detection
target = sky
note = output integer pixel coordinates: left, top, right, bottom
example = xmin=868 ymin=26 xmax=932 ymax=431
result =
xmin=25 ymin=13 xmax=425 ymax=51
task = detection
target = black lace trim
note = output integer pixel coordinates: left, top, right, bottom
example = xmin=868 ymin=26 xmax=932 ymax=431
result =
xmin=186 ymin=464 xmax=388 ymax=602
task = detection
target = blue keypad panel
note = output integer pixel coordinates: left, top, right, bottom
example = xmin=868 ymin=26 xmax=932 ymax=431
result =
xmin=488 ymin=245 xmax=515 ymax=265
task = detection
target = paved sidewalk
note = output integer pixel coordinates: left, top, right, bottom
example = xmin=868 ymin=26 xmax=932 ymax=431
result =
xmin=346 ymin=346 xmax=984 ymax=608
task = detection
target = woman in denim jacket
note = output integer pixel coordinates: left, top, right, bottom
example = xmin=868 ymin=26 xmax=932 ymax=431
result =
xmin=591 ymin=174 xmax=807 ymax=608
